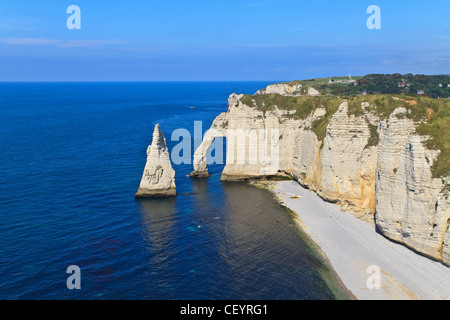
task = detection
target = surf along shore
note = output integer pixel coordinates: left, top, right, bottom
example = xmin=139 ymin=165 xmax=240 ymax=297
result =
xmin=260 ymin=180 xmax=450 ymax=300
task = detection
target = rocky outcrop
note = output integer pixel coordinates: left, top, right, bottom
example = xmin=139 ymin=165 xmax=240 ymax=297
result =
xmin=191 ymin=93 xmax=312 ymax=180
xmin=191 ymin=90 xmax=450 ymax=266
xmin=307 ymin=87 xmax=320 ymax=96
xmin=136 ymin=124 xmax=176 ymax=198
xmin=256 ymin=83 xmax=303 ymax=96
xmin=256 ymin=82 xmax=321 ymax=97
xmin=375 ymin=114 xmax=449 ymax=264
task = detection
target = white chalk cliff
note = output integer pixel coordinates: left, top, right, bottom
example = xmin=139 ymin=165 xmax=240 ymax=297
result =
xmin=375 ymin=114 xmax=449 ymax=264
xmin=191 ymin=87 xmax=450 ymax=266
xmin=255 ymin=82 xmax=320 ymax=96
xmin=136 ymin=124 xmax=176 ymax=197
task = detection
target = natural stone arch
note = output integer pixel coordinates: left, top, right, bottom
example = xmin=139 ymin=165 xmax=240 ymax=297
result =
xmin=190 ymin=124 xmax=226 ymax=178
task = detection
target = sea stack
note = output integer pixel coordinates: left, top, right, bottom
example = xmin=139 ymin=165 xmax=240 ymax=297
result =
xmin=135 ymin=124 xmax=176 ymax=198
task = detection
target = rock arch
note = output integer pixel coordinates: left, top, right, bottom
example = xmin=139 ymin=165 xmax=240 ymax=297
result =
xmin=190 ymin=121 xmax=226 ymax=177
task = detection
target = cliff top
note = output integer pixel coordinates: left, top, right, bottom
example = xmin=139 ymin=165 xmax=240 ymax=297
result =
xmin=278 ymin=74 xmax=450 ymax=99
xmin=239 ymin=90 xmax=449 ymax=179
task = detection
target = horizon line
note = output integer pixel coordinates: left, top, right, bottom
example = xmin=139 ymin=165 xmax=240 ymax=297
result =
xmin=0 ymin=80 xmax=287 ymax=83
xmin=1 ymin=73 xmax=448 ymax=83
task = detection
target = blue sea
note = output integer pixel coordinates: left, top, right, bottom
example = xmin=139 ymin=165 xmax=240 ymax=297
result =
xmin=0 ymin=82 xmax=348 ymax=300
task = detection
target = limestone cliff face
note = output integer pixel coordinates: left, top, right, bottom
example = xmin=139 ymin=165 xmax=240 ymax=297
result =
xmin=191 ymin=92 xmax=450 ymax=266
xmin=136 ymin=124 xmax=176 ymax=198
xmin=312 ymin=102 xmax=378 ymax=213
xmin=375 ymin=113 xmax=450 ymax=265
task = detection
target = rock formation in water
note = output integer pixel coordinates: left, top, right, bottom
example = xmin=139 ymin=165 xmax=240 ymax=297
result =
xmin=135 ymin=124 xmax=176 ymax=198
xmin=191 ymin=82 xmax=450 ymax=266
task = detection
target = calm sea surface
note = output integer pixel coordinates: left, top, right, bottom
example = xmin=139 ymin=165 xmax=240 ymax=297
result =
xmin=0 ymin=82 xmax=348 ymax=299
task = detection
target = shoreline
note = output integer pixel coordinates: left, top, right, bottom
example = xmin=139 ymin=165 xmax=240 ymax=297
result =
xmin=282 ymin=204 xmax=358 ymax=301
xmin=266 ymin=180 xmax=450 ymax=300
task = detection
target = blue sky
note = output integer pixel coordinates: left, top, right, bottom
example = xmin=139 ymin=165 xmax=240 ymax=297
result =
xmin=0 ymin=0 xmax=449 ymax=81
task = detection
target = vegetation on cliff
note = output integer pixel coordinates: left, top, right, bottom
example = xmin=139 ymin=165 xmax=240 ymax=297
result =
xmin=291 ymin=74 xmax=450 ymax=99
xmin=240 ymin=90 xmax=450 ymax=179
xmin=348 ymin=95 xmax=449 ymax=178
xmin=240 ymin=94 xmax=340 ymax=119
xmin=240 ymin=94 xmax=343 ymax=147
xmin=415 ymin=99 xmax=450 ymax=178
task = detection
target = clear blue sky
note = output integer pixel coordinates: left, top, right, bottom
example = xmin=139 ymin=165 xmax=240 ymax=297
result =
xmin=0 ymin=0 xmax=449 ymax=81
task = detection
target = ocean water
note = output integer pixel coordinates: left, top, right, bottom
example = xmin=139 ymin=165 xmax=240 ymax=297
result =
xmin=0 ymin=82 xmax=348 ymax=300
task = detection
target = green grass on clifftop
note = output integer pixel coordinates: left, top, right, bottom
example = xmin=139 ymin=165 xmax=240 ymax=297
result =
xmin=240 ymin=92 xmax=450 ymax=178
xmin=240 ymin=94 xmax=339 ymax=119
xmin=289 ymin=74 xmax=450 ymax=99
xmin=415 ymin=99 xmax=450 ymax=178
xmin=348 ymin=95 xmax=449 ymax=177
